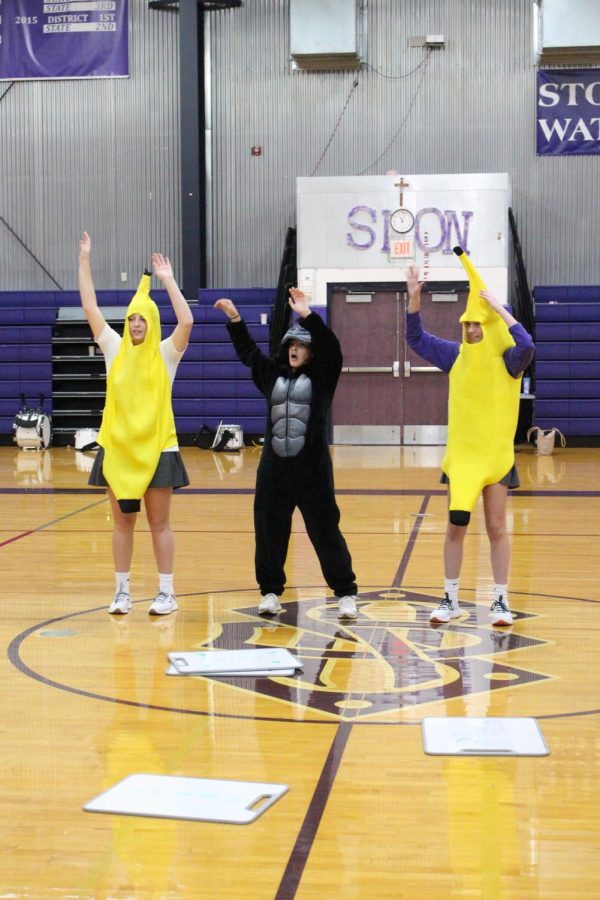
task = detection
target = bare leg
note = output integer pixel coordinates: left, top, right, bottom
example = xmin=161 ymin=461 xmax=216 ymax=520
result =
xmin=430 ymin=491 xmax=470 ymax=623
xmin=444 ymin=522 xmax=467 ymax=580
xmin=107 ymin=487 xmax=136 ymax=571
xmin=482 ymin=482 xmax=510 ymax=584
xmin=144 ymin=488 xmax=174 ymax=574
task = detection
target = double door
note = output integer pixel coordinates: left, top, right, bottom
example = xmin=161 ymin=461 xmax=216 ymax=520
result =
xmin=330 ymin=284 xmax=468 ymax=445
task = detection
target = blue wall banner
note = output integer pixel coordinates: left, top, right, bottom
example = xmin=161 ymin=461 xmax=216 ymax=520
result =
xmin=0 ymin=0 xmax=129 ymax=80
xmin=537 ymin=69 xmax=600 ymax=156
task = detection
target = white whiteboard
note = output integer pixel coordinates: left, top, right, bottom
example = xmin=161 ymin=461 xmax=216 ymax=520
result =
xmin=84 ymin=774 xmax=289 ymax=824
xmin=166 ymin=664 xmax=296 ymax=677
xmin=422 ymin=717 xmax=549 ymax=756
xmin=168 ymin=648 xmax=302 ymax=675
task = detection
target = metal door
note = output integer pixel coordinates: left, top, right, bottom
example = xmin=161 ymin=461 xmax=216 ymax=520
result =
xmin=330 ymin=284 xmax=468 ymax=444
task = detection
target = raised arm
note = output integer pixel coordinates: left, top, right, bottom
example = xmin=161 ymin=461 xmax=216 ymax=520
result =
xmin=151 ymin=253 xmax=194 ymax=352
xmin=78 ymin=232 xmax=106 ymax=340
xmin=480 ymin=289 xmax=517 ymax=328
xmin=214 ymin=297 xmax=276 ymax=393
xmin=288 ymin=286 xmax=311 ymax=319
xmin=214 ymin=297 xmax=241 ymax=322
xmin=405 ymin=264 xmax=459 ymax=372
xmin=288 ymin=287 xmax=343 ymax=387
xmin=406 ymin=264 xmax=424 ymax=313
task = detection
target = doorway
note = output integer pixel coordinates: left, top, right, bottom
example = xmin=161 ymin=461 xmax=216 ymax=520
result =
xmin=330 ymin=282 xmax=468 ymax=444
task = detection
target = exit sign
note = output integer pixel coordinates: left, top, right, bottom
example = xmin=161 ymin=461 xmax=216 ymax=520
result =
xmin=389 ymin=238 xmax=414 ymax=260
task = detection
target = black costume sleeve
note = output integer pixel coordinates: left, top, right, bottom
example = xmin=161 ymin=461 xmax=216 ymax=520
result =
xmin=226 ymin=319 xmax=276 ymax=396
xmin=300 ymin=312 xmax=343 ymax=391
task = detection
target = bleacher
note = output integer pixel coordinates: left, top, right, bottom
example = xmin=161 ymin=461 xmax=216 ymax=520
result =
xmin=533 ymin=285 xmax=600 ymax=440
xmin=0 ymin=287 xmax=274 ymax=446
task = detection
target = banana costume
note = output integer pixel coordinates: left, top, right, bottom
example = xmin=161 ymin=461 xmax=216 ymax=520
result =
xmin=98 ymin=273 xmax=177 ymax=513
xmin=442 ymin=248 xmax=521 ymax=523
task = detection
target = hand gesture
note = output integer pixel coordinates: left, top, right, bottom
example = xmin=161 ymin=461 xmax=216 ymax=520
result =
xmin=214 ymin=298 xmax=240 ymax=320
xmin=289 ymin=287 xmax=311 ymax=318
xmin=79 ymin=231 xmax=91 ymax=261
xmin=405 ymin=265 xmax=424 ymax=312
xmin=406 ymin=265 xmax=423 ymax=301
xmin=152 ymin=252 xmax=174 ymax=283
xmin=480 ymin=289 xmax=503 ymax=312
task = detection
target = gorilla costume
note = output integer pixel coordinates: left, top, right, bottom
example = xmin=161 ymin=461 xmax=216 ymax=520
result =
xmin=226 ymin=311 xmax=357 ymax=599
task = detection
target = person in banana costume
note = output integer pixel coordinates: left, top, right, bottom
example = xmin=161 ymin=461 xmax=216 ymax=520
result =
xmin=79 ymin=232 xmax=193 ymax=617
xmin=406 ymin=247 xmax=534 ymax=627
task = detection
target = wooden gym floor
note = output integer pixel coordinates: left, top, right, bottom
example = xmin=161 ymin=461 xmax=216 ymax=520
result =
xmin=2 ymin=443 xmax=600 ymax=899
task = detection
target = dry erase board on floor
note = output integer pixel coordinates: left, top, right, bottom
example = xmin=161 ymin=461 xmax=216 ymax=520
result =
xmin=168 ymin=648 xmax=302 ymax=675
xmin=84 ymin=774 xmax=289 ymax=824
xmin=422 ymin=717 xmax=549 ymax=756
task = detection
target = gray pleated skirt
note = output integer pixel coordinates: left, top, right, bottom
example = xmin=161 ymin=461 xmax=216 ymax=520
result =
xmin=88 ymin=447 xmax=190 ymax=490
xmin=440 ymin=463 xmax=520 ymax=490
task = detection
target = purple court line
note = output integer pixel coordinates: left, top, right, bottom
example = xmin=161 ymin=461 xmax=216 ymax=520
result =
xmin=275 ymin=495 xmax=432 ymax=898
xmin=2 ymin=486 xmax=600 ymax=498
xmin=275 ymin=723 xmax=353 ymax=900
xmin=391 ymin=494 xmax=432 ymax=587
xmin=0 ymin=497 xmax=107 ymax=548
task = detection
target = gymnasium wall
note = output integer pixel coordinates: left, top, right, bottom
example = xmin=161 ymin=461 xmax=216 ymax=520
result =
xmin=0 ymin=0 xmax=599 ymax=293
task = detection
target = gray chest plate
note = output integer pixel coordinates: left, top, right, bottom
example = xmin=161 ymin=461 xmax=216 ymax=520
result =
xmin=270 ymin=374 xmax=312 ymax=457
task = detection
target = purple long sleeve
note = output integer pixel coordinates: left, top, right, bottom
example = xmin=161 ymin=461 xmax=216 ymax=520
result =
xmin=503 ymin=322 xmax=535 ymax=377
xmin=406 ymin=312 xmax=459 ymax=373
xmin=406 ymin=311 xmax=534 ymax=378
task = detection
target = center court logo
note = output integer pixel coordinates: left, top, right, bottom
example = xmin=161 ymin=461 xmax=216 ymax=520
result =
xmin=209 ymin=589 xmax=550 ymax=722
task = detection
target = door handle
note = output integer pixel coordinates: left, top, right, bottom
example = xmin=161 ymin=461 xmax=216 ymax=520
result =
xmin=341 ymin=366 xmax=395 ymax=374
xmin=404 ymin=361 xmax=443 ymax=377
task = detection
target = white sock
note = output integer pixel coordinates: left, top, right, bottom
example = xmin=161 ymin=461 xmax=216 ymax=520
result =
xmin=494 ymin=583 xmax=509 ymax=604
xmin=159 ymin=573 xmax=174 ymax=596
xmin=444 ymin=578 xmax=460 ymax=604
xmin=115 ymin=572 xmax=130 ymax=594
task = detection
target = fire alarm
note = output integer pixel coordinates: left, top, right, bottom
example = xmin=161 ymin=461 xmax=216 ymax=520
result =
xmin=251 ymin=146 xmax=262 ymax=156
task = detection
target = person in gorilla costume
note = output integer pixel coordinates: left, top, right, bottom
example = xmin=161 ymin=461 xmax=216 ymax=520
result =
xmin=215 ymin=287 xmax=359 ymax=620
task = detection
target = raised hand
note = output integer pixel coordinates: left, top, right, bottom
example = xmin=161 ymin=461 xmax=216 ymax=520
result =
xmin=289 ymin=287 xmax=311 ymax=318
xmin=79 ymin=231 xmax=91 ymax=261
xmin=406 ymin=265 xmax=424 ymax=312
xmin=480 ymin=289 xmax=503 ymax=312
xmin=214 ymin=298 xmax=240 ymax=320
xmin=152 ymin=252 xmax=174 ymax=282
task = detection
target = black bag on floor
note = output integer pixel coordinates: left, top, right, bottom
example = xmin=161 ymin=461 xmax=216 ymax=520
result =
xmin=193 ymin=424 xmax=216 ymax=450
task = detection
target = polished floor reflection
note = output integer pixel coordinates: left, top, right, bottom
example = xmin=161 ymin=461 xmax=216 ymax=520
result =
xmin=2 ymin=444 xmax=600 ymax=898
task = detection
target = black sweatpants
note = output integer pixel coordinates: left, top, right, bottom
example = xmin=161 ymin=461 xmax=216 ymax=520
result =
xmin=254 ymin=457 xmax=357 ymax=598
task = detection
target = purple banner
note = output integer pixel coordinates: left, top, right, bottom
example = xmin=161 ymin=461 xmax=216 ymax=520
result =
xmin=537 ymin=68 xmax=600 ymax=156
xmin=0 ymin=0 xmax=128 ymax=80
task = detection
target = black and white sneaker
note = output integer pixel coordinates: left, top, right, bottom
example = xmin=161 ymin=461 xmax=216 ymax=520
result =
xmin=490 ymin=596 xmax=513 ymax=626
xmin=148 ymin=592 xmax=178 ymax=616
xmin=429 ymin=593 xmax=461 ymax=624
xmin=108 ymin=589 xmax=132 ymax=615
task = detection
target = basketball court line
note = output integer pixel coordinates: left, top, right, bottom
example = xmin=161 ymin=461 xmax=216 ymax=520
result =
xmin=5 ymin=479 xmax=599 ymax=895
xmin=0 ymin=497 xmax=108 ymax=547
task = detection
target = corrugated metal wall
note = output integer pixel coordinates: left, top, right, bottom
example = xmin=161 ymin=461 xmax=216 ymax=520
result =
xmin=0 ymin=0 xmax=180 ymax=290
xmin=1 ymin=0 xmax=598 ymax=291
xmin=208 ymin=0 xmax=600 ymax=289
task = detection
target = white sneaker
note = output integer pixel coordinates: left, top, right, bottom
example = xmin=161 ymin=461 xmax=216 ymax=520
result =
xmin=148 ymin=592 xmax=178 ymax=616
xmin=258 ymin=593 xmax=282 ymax=615
xmin=429 ymin=593 xmax=461 ymax=624
xmin=338 ymin=595 xmax=358 ymax=619
xmin=490 ymin=596 xmax=513 ymax=626
xmin=108 ymin=590 xmax=132 ymax=615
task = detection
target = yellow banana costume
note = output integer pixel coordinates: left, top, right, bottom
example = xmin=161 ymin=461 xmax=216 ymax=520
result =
xmin=98 ymin=273 xmax=177 ymax=513
xmin=442 ymin=248 xmax=520 ymax=522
